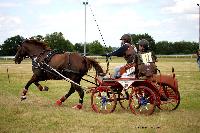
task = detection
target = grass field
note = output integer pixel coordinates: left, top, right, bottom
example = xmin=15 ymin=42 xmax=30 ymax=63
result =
xmin=0 ymin=58 xmax=200 ymax=133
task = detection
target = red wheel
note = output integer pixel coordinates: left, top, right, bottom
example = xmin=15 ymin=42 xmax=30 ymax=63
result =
xmin=91 ymin=86 xmax=117 ymax=113
xmin=118 ymin=92 xmax=129 ymax=110
xmin=129 ymin=86 xmax=156 ymax=115
xmin=118 ymin=86 xmax=133 ymax=110
xmin=157 ymin=84 xmax=180 ymax=111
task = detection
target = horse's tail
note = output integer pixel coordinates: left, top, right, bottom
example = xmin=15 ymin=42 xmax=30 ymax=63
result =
xmin=86 ymin=57 xmax=104 ymax=75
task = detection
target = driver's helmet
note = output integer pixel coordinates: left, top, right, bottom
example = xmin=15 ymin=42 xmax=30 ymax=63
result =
xmin=138 ymin=39 xmax=149 ymax=52
xmin=120 ymin=34 xmax=132 ymax=43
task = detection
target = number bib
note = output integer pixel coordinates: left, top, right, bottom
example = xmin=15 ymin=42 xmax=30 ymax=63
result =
xmin=141 ymin=52 xmax=153 ymax=64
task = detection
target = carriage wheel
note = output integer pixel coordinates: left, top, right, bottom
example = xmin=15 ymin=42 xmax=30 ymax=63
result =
xmin=129 ymin=86 xmax=156 ymax=115
xmin=118 ymin=92 xmax=129 ymax=110
xmin=91 ymin=86 xmax=117 ymax=113
xmin=157 ymin=83 xmax=180 ymax=111
xmin=118 ymin=86 xmax=133 ymax=110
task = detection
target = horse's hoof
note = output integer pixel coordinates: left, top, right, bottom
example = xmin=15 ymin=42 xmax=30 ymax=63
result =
xmin=43 ymin=86 xmax=49 ymax=91
xmin=21 ymin=96 xmax=27 ymax=101
xmin=72 ymin=104 xmax=83 ymax=109
xmin=56 ymin=100 xmax=62 ymax=106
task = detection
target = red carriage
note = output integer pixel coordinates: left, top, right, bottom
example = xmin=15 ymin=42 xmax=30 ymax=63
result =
xmin=89 ymin=57 xmax=180 ymax=115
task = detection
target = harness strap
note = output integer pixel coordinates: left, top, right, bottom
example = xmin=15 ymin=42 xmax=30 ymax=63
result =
xmin=68 ymin=53 xmax=71 ymax=69
xmin=44 ymin=50 xmax=62 ymax=63
xmin=81 ymin=78 xmax=98 ymax=86
xmin=63 ymin=69 xmax=79 ymax=74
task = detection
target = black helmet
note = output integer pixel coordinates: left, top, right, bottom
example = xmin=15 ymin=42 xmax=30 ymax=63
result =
xmin=120 ymin=34 xmax=132 ymax=43
xmin=138 ymin=39 xmax=149 ymax=52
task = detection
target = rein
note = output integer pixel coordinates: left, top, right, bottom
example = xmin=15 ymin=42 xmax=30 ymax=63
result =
xmin=29 ymin=50 xmax=48 ymax=60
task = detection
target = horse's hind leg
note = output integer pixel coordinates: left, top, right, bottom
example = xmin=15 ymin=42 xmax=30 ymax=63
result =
xmin=34 ymin=82 xmax=49 ymax=91
xmin=21 ymin=74 xmax=38 ymax=101
xmin=72 ymin=85 xmax=84 ymax=109
xmin=57 ymin=79 xmax=84 ymax=109
xmin=56 ymin=76 xmax=84 ymax=109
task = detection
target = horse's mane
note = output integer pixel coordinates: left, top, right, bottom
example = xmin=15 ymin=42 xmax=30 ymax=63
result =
xmin=24 ymin=39 xmax=51 ymax=50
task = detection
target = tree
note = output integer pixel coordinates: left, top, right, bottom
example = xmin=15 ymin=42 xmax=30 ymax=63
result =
xmin=5 ymin=32 xmax=198 ymax=56
xmin=0 ymin=35 xmax=24 ymax=56
xmin=155 ymin=41 xmax=199 ymax=55
xmin=104 ymin=45 xmax=113 ymax=53
xmin=88 ymin=40 xmax=104 ymax=55
xmin=74 ymin=43 xmax=84 ymax=53
xmin=173 ymin=41 xmax=198 ymax=54
xmin=155 ymin=41 xmax=173 ymax=54
xmin=44 ymin=32 xmax=74 ymax=52
xmin=30 ymin=35 xmax=45 ymax=41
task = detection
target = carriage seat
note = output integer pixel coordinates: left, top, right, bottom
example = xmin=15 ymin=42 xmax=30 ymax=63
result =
xmin=119 ymin=63 xmax=136 ymax=78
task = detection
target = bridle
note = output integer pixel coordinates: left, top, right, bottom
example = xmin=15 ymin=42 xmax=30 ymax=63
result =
xmin=18 ymin=44 xmax=51 ymax=61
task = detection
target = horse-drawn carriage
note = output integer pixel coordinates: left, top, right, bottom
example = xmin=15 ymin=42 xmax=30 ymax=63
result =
xmin=14 ymin=39 xmax=180 ymax=115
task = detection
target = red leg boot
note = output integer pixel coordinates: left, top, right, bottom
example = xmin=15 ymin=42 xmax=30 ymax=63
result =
xmin=56 ymin=96 xmax=66 ymax=106
xmin=72 ymin=104 xmax=83 ymax=109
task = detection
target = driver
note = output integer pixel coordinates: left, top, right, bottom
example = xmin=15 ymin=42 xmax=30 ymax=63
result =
xmin=106 ymin=34 xmax=138 ymax=78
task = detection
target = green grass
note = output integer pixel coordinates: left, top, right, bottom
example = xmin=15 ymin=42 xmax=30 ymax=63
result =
xmin=0 ymin=58 xmax=200 ymax=133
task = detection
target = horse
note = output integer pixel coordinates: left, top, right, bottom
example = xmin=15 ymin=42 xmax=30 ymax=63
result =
xmin=14 ymin=39 xmax=104 ymax=109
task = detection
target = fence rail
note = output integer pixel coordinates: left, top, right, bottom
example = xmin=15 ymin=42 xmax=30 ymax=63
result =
xmin=156 ymin=54 xmax=196 ymax=58
xmin=0 ymin=54 xmax=197 ymax=60
xmin=0 ymin=56 xmax=15 ymax=60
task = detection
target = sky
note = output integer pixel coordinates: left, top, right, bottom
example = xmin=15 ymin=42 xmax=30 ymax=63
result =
xmin=0 ymin=0 xmax=199 ymax=47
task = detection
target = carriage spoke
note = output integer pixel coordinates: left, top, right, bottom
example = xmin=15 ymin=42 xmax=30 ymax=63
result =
xmin=129 ymin=86 xmax=156 ymax=115
xmin=157 ymin=84 xmax=180 ymax=111
xmin=91 ymin=87 xmax=117 ymax=113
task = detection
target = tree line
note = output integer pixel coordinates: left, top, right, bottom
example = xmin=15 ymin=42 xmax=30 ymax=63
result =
xmin=0 ymin=32 xmax=198 ymax=56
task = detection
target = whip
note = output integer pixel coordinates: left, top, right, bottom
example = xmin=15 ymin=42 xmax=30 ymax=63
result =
xmin=87 ymin=0 xmax=106 ymax=46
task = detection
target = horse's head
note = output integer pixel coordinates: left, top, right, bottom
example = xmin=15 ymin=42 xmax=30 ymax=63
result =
xmin=14 ymin=43 xmax=28 ymax=64
xmin=14 ymin=41 xmax=28 ymax=64
xmin=14 ymin=39 xmax=50 ymax=64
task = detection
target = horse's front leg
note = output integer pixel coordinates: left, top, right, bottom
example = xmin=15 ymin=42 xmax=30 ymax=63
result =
xmin=21 ymin=74 xmax=38 ymax=101
xmin=34 ymin=82 xmax=49 ymax=91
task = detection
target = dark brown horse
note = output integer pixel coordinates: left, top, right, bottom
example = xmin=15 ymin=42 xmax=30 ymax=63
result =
xmin=14 ymin=39 xmax=104 ymax=109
